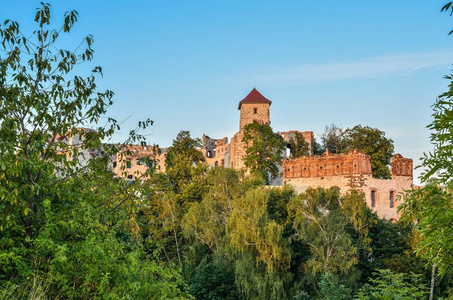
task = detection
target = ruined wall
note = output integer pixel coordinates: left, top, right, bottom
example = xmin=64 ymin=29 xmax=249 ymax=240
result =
xmin=283 ymin=149 xmax=372 ymax=179
xmin=283 ymin=151 xmax=413 ymax=220
xmin=391 ymin=154 xmax=413 ymax=178
xmin=229 ymin=131 xmax=245 ymax=169
xmin=281 ymin=130 xmax=315 ymax=156
xmin=202 ymin=135 xmax=229 ymax=159
xmin=113 ymin=145 xmax=166 ymax=180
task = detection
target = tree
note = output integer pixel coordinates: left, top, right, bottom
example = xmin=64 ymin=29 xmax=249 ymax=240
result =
xmin=182 ymin=167 xmax=243 ymax=252
xmin=0 ymin=4 xmax=189 ymax=298
xmin=164 ymin=130 xmax=206 ymax=194
xmin=400 ymin=185 xmax=453 ymax=276
xmin=242 ymin=122 xmax=285 ymax=184
xmin=319 ymin=124 xmax=347 ymax=154
xmin=165 ymin=130 xmax=205 ymax=170
xmin=287 ymin=188 xmax=372 ymax=292
xmin=419 ymin=77 xmax=453 ymax=184
xmin=288 ymin=132 xmax=310 ymax=158
xmin=343 ymin=125 xmax=394 ymax=179
xmin=355 ymin=269 xmax=428 ymax=300
xmin=398 ymin=7 xmax=453 ymax=299
xmin=227 ymin=188 xmax=293 ymax=300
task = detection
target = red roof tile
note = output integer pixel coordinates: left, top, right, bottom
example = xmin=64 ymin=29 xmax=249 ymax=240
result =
xmin=238 ymin=88 xmax=272 ymax=109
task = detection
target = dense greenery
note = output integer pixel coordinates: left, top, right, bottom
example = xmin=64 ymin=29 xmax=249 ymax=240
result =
xmin=0 ymin=4 xmax=189 ymax=298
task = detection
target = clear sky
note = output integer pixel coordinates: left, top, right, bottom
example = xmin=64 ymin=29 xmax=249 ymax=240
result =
xmin=2 ymin=1 xmax=453 ymax=183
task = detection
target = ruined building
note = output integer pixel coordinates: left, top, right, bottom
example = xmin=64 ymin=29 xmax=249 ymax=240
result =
xmin=201 ymin=88 xmax=413 ymax=220
xmin=110 ymin=88 xmax=412 ymax=220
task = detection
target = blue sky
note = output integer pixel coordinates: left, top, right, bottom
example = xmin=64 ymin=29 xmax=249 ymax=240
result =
xmin=2 ymin=1 xmax=453 ymax=183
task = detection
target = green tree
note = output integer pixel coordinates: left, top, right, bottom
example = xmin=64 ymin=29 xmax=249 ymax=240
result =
xmin=165 ymin=130 xmax=206 ymax=194
xmin=355 ymin=269 xmax=428 ymax=300
xmin=182 ymin=167 xmax=244 ymax=252
xmin=288 ymin=132 xmax=310 ymax=158
xmin=344 ymin=125 xmax=394 ymax=179
xmin=398 ymin=7 xmax=453 ymax=298
xmin=400 ymin=185 xmax=453 ymax=277
xmin=0 ymin=4 xmax=190 ymax=298
xmin=242 ymin=122 xmax=285 ymax=184
xmin=319 ymin=124 xmax=347 ymax=154
xmin=288 ymin=188 xmax=372 ymax=291
xmin=188 ymin=255 xmax=238 ymax=300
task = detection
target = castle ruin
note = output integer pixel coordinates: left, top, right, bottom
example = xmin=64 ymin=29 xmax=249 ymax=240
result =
xmin=201 ymin=88 xmax=413 ymax=220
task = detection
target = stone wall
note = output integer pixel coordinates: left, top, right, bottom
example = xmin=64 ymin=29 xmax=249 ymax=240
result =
xmin=283 ymin=149 xmax=372 ymax=179
xmin=113 ymin=145 xmax=166 ymax=180
xmin=391 ymin=154 xmax=413 ymax=177
xmin=281 ymin=130 xmax=315 ymax=156
xmin=283 ymin=151 xmax=413 ymax=220
xmin=239 ymin=103 xmax=270 ymax=130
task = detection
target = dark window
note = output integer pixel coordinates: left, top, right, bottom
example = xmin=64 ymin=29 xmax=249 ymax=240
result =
xmin=113 ymin=161 xmax=117 ymax=168
xmin=253 ymin=108 xmax=258 ymax=114
xmin=207 ymin=151 xmax=212 ymax=158
xmin=146 ymin=159 xmax=155 ymax=168
xmin=371 ymin=190 xmax=376 ymax=208
xmin=214 ymin=161 xmax=218 ymax=167
xmin=127 ymin=175 xmax=133 ymax=180
xmin=390 ymin=191 xmax=394 ymax=208
xmin=126 ymin=158 xmax=131 ymax=168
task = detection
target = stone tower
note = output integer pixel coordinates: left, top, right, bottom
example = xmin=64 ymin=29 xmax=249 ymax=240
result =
xmin=238 ymin=88 xmax=272 ymax=130
xmin=230 ymin=88 xmax=272 ymax=169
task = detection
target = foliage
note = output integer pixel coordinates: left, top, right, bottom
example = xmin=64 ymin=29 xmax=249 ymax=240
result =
xmin=343 ymin=125 xmax=394 ymax=179
xmin=188 ymin=255 xmax=238 ymax=300
xmin=319 ymin=124 xmax=347 ymax=154
xmin=165 ymin=130 xmax=205 ymax=169
xmin=288 ymin=132 xmax=310 ymax=158
xmin=355 ymin=269 xmax=428 ymax=300
xmin=357 ymin=218 xmax=417 ymax=280
xmin=227 ymin=188 xmax=291 ymax=272
xmin=242 ymin=122 xmax=285 ymax=184
xmin=0 ymin=4 xmax=189 ymax=298
xmin=164 ymin=130 xmax=207 ymax=194
xmin=288 ymin=188 xmax=372 ymax=292
xmin=182 ymin=167 xmax=244 ymax=252
xmin=420 ymin=79 xmax=453 ymax=184
xmin=318 ymin=273 xmax=352 ymax=300
xmin=316 ymin=124 xmax=394 ymax=178
xmin=399 ymin=184 xmax=453 ymax=277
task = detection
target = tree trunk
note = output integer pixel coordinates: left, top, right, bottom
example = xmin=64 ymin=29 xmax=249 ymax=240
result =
xmin=429 ymin=263 xmax=436 ymax=300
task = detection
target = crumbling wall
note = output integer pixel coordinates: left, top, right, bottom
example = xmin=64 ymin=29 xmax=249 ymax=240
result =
xmin=283 ymin=149 xmax=372 ymax=179
xmin=281 ymin=130 xmax=315 ymax=156
xmin=114 ymin=145 xmax=165 ymax=180
xmin=283 ymin=150 xmax=413 ymax=220
xmin=391 ymin=154 xmax=413 ymax=178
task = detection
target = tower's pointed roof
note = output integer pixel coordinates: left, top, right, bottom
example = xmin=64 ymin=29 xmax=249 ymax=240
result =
xmin=238 ymin=88 xmax=272 ymax=109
